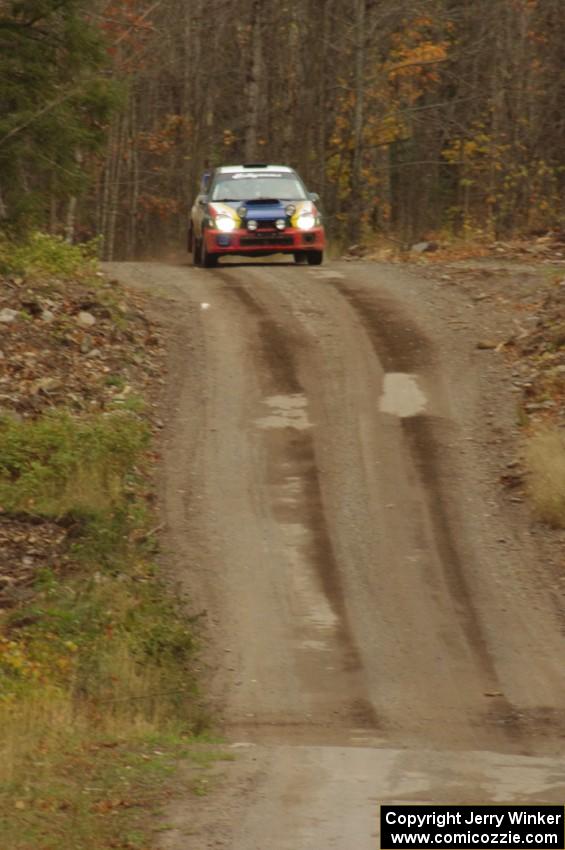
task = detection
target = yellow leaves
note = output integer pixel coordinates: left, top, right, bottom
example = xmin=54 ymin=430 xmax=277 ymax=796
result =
xmin=0 ymin=639 xmax=29 ymax=674
xmin=412 ymin=15 xmax=434 ymax=28
xmin=367 ymin=113 xmax=408 ymax=147
xmin=137 ymin=114 xmax=189 ymax=156
xmin=441 ymin=108 xmax=561 ymax=232
xmin=387 ymin=41 xmax=448 ymax=80
xmin=335 ymin=114 xmax=351 ymax=132
xmin=0 ymin=633 xmax=79 ymax=687
xmin=443 ymin=138 xmax=460 ymax=160
xmin=443 ymin=128 xmax=510 ymax=169
xmin=386 ymin=12 xmax=449 ymax=100
xmin=328 ymin=15 xmax=450 ymax=165
xmin=384 ymin=38 xmax=448 ymax=107
xmin=223 ymin=129 xmax=236 ymax=148
xmin=535 ymin=160 xmax=552 ymax=177
xmin=325 ymin=15 xmax=452 ymax=205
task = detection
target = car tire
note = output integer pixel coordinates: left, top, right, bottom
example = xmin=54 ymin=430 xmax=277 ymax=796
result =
xmin=200 ymin=233 xmax=218 ymax=268
xmin=192 ymin=236 xmax=202 ymax=266
xmin=306 ymin=250 xmax=323 ymax=266
xmin=293 ymin=252 xmax=307 ymax=264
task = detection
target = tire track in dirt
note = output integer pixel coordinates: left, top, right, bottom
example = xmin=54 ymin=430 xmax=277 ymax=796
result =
xmin=107 ymin=263 xmax=565 ymax=850
xmin=216 ymin=272 xmax=379 ymax=733
xmin=329 ymin=279 xmax=522 ymax=741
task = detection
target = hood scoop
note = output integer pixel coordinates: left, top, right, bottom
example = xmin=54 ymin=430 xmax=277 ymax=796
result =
xmin=244 ymin=198 xmax=284 ymax=206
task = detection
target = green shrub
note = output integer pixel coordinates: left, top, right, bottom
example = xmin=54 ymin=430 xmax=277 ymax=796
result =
xmin=1 ymin=569 xmax=199 ymax=724
xmin=0 ymin=411 xmax=148 ymax=519
xmin=0 ymin=231 xmax=100 ymax=279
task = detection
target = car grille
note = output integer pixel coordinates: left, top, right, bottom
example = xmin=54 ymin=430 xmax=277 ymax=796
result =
xmin=240 ymin=234 xmax=293 ymax=246
xmin=251 ymin=219 xmax=278 ymax=230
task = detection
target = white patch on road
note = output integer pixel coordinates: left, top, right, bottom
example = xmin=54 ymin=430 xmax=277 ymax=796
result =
xmin=229 ymin=746 xmax=565 ymax=850
xmin=379 ymin=372 xmax=428 ymax=418
xmin=284 ymin=521 xmax=339 ymax=633
xmin=255 ymin=393 xmax=312 ymax=430
xmin=255 ymin=393 xmax=341 ymax=654
xmin=307 ymin=269 xmax=345 ymax=279
xmin=200 ymin=302 xmax=210 ymax=310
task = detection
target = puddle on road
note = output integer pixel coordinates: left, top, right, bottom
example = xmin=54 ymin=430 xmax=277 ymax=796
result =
xmin=255 ymin=393 xmax=312 ymax=430
xmin=379 ymin=372 xmax=428 ymax=418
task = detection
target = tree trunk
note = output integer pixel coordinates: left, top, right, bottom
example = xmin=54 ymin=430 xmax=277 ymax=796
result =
xmin=65 ymin=149 xmax=83 ymax=243
xmin=244 ymin=0 xmax=263 ymax=161
xmin=317 ymin=0 xmax=331 ymax=198
xmin=349 ymin=0 xmax=366 ymax=243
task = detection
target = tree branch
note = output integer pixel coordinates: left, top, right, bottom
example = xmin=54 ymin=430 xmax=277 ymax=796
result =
xmin=0 ymin=0 xmax=163 ymax=148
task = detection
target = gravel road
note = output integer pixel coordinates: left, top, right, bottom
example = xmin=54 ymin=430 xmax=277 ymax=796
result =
xmin=108 ymin=259 xmax=565 ymax=850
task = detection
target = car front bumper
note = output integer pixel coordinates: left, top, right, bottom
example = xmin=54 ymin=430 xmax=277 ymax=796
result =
xmin=203 ymin=226 xmax=325 ymax=256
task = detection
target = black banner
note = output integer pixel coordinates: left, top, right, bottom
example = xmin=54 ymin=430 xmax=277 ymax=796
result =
xmin=381 ymin=805 xmax=565 ymax=849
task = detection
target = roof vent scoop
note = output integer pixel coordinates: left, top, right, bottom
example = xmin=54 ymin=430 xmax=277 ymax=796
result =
xmin=243 ymin=163 xmax=268 ymax=168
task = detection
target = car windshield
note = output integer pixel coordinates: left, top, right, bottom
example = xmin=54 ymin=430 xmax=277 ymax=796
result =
xmin=211 ymin=172 xmax=307 ymax=202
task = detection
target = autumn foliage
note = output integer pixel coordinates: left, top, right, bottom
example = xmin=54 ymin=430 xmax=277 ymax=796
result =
xmin=1 ymin=0 xmax=563 ymax=255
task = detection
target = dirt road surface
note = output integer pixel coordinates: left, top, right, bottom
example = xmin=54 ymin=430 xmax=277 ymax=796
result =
xmin=109 ymin=260 xmax=565 ymax=849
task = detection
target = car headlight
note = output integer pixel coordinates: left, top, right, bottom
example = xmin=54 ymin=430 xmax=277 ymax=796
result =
xmin=296 ymin=213 xmax=316 ymax=230
xmin=291 ymin=201 xmax=318 ymax=231
xmin=215 ymin=214 xmax=237 ymax=233
xmin=208 ymin=203 xmax=240 ymax=232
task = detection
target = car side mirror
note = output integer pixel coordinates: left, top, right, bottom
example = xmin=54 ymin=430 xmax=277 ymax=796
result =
xmin=309 ymin=192 xmax=320 ymax=203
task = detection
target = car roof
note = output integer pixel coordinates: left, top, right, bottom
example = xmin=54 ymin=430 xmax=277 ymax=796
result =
xmin=215 ymin=164 xmax=295 ymax=174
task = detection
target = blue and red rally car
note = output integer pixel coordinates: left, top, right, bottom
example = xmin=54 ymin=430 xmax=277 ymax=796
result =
xmin=188 ymin=164 xmax=325 ymax=267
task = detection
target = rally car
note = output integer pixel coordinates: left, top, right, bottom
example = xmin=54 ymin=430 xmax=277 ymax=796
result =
xmin=188 ymin=164 xmax=325 ymax=267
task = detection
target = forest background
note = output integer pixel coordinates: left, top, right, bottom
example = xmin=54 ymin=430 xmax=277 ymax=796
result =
xmin=1 ymin=0 xmax=564 ymax=259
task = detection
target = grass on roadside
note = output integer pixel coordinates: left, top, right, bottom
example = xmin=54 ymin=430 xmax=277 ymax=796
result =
xmin=525 ymin=426 xmax=565 ymax=528
xmin=0 ymin=411 xmax=148 ymax=519
xmin=0 ymin=389 xmax=206 ymax=849
xmin=0 ymin=411 xmax=206 ymax=847
xmin=0 ymin=555 xmax=207 ymax=849
xmin=1 ymin=721 xmax=230 ymax=850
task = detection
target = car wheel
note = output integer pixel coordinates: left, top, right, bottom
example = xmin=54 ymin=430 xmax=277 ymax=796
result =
xmin=192 ymin=236 xmax=202 ymax=266
xmin=200 ymin=233 xmax=218 ymax=268
xmin=306 ymin=250 xmax=323 ymax=266
xmin=293 ymin=252 xmax=307 ymax=264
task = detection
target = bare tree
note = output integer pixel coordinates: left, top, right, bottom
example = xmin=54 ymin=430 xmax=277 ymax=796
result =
xmin=75 ymin=0 xmax=565 ymax=257
xmin=244 ymin=0 xmax=263 ymax=162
